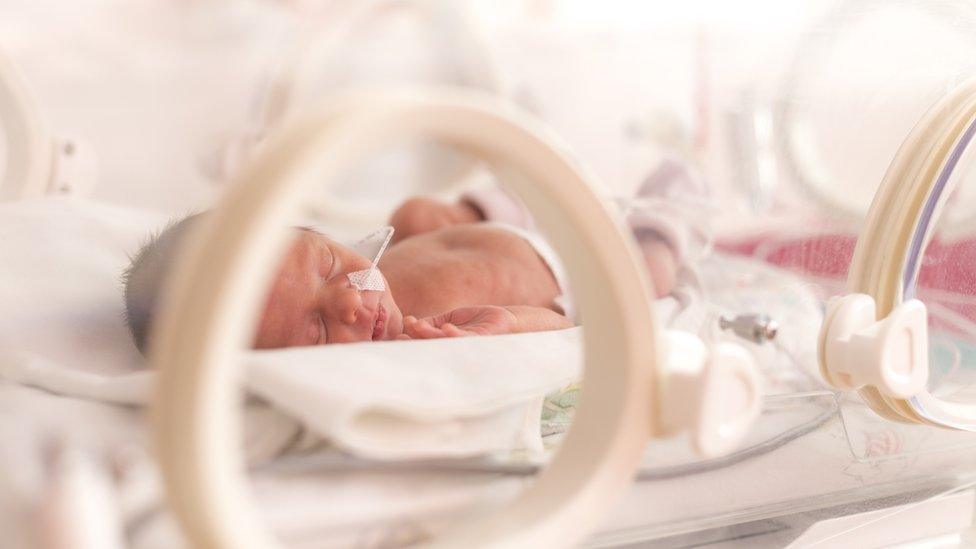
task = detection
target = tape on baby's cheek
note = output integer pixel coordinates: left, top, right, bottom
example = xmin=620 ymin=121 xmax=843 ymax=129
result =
xmin=347 ymin=268 xmax=386 ymax=291
xmin=347 ymin=226 xmax=395 ymax=292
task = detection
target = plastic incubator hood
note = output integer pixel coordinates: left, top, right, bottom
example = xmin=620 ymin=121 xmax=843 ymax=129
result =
xmin=773 ymin=0 xmax=976 ymax=229
xmin=0 ymin=50 xmax=96 ymax=201
xmin=821 ymin=78 xmax=976 ymax=430
xmin=212 ymin=0 xmax=508 ymax=231
xmin=150 ymin=89 xmax=763 ymax=548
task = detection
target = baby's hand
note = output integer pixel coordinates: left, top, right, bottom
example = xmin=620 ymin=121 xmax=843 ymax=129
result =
xmin=400 ymin=306 xmax=517 ymax=339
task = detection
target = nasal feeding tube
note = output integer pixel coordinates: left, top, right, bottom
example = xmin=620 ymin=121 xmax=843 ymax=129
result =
xmin=347 ymin=226 xmax=395 ymax=291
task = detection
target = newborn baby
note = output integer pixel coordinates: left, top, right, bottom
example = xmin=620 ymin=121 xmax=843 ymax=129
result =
xmin=123 ymin=178 xmax=695 ymax=352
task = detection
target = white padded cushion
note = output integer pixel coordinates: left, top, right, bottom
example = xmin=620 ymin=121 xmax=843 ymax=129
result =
xmin=0 ymin=197 xmax=166 ymax=374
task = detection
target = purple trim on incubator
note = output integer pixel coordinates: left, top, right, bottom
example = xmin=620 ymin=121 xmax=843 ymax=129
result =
xmin=903 ymin=117 xmax=976 ymax=299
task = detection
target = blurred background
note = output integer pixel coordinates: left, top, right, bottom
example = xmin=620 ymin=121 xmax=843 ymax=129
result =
xmin=5 ymin=0 xmax=974 ymax=229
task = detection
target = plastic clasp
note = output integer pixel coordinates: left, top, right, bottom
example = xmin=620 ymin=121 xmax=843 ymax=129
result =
xmin=820 ymin=294 xmax=928 ymax=399
xmin=49 ymin=135 xmax=97 ymax=197
xmin=658 ymin=330 xmax=763 ymax=458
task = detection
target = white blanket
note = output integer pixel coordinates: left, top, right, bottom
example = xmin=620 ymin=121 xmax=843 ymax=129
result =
xmin=0 ymin=329 xmax=583 ymax=460
xmin=247 ymin=329 xmax=582 ymax=459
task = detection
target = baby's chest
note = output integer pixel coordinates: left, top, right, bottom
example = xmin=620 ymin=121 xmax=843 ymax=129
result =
xmin=389 ymin=226 xmax=561 ymax=314
xmin=427 ymin=233 xmax=558 ymax=305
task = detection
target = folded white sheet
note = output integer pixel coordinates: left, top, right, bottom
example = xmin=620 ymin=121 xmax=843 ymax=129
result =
xmin=0 ymin=328 xmax=583 ymax=460
xmin=247 ymin=328 xmax=582 ymax=460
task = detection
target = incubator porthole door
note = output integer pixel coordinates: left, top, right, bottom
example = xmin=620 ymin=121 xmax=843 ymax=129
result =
xmin=821 ymin=78 xmax=976 ymax=430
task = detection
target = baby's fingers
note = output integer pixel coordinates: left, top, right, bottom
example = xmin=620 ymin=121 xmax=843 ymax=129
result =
xmin=402 ymin=316 xmax=428 ymax=338
xmin=405 ymin=317 xmax=447 ymax=339
xmin=441 ymin=323 xmax=473 ymax=338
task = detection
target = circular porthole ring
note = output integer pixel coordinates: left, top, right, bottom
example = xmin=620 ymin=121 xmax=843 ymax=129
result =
xmin=845 ymin=78 xmax=976 ymax=426
xmin=0 ymin=49 xmax=54 ymax=201
xmin=151 ymin=89 xmax=659 ymax=548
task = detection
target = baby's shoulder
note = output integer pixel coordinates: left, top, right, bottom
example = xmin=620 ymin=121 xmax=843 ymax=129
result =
xmin=387 ymin=224 xmax=536 ymax=265
xmin=436 ymin=223 xmax=524 ymax=250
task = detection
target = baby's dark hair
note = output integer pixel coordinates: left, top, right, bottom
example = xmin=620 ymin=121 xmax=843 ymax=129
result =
xmin=122 ymin=212 xmax=206 ymax=355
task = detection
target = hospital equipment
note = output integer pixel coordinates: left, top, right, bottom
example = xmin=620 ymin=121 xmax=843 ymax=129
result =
xmin=0 ymin=49 xmax=95 ymax=201
xmin=720 ymin=313 xmax=779 ymax=344
xmin=820 ymin=77 xmax=976 ymax=428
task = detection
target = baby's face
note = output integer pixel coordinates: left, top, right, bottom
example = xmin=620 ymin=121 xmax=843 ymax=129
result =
xmin=253 ymin=229 xmax=404 ymax=348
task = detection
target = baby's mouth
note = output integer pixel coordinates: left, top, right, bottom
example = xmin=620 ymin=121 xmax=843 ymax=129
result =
xmin=371 ymin=304 xmax=387 ymax=341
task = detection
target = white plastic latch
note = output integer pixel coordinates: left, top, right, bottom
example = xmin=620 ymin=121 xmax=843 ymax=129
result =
xmin=49 ymin=135 xmax=97 ymax=197
xmin=658 ymin=330 xmax=763 ymax=458
xmin=820 ymin=294 xmax=928 ymax=399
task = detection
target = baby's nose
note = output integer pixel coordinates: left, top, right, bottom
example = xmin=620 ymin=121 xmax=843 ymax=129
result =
xmin=335 ymin=285 xmax=363 ymax=325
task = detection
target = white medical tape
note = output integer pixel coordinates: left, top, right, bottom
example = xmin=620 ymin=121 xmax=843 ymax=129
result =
xmin=347 ymin=226 xmax=394 ymax=291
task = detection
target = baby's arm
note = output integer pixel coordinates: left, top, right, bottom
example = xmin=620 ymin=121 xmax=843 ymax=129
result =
xmin=388 ymin=197 xmax=483 ymax=243
xmin=387 ymin=185 xmax=539 ymax=243
xmin=401 ymin=305 xmax=572 ymax=339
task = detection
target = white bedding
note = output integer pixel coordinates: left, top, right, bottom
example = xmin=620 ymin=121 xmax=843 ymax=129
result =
xmin=1 ymin=329 xmax=583 ymax=460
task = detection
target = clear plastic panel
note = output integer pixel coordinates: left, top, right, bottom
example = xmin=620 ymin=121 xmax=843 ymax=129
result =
xmin=715 ymin=0 xmax=976 ymax=309
xmin=774 ymin=0 xmax=976 ymax=222
xmin=278 ymin=2 xmax=491 ymax=223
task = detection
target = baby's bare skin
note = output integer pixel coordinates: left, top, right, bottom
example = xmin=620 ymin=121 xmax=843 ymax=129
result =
xmin=381 ymin=225 xmax=562 ymax=319
xmin=253 ymin=198 xmax=675 ymax=349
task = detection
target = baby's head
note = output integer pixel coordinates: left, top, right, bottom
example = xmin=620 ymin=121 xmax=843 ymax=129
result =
xmin=252 ymin=225 xmax=404 ymax=348
xmin=122 ymin=213 xmax=404 ymax=354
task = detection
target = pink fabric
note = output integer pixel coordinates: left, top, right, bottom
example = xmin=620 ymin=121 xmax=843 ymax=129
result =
xmin=717 ymin=234 xmax=856 ymax=279
xmin=719 ymin=233 xmax=976 ymax=332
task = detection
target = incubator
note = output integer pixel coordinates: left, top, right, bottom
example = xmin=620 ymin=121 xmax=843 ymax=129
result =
xmin=5 ymin=1 xmax=976 ymax=548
